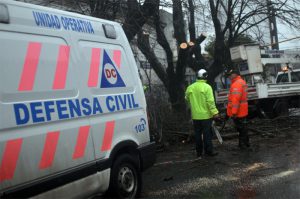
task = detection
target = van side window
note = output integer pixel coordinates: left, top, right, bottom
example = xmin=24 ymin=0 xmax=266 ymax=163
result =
xmin=78 ymin=41 xmax=135 ymax=95
xmin=0 ymin=33 xmax=77 ymax=102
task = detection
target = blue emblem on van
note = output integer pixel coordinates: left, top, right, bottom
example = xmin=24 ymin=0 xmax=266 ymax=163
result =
xmin=100 ymin=50 xmax=125 ymax=88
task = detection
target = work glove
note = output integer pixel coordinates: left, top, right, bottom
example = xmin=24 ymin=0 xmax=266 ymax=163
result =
xmin=213 ymin=114 xmax=223 ymax=123
xmin=213 ymin=113 xmax=220 ymax=119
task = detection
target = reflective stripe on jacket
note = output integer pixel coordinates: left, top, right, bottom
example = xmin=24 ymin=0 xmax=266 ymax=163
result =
xmin=185 ymin=80 xmax=219 ymax=120
xmin=227 ymin=76 xmax=248 ymax=117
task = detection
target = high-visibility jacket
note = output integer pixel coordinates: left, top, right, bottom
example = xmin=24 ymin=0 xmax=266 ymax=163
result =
xmin=185 ymin=80 xmax=219 ymax=120
xmin=227 ymin=76 xmax=248 ymax=117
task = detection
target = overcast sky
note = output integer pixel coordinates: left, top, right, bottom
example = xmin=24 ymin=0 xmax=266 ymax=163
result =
xmin=277 ymin=24 xmax=300 ymax=50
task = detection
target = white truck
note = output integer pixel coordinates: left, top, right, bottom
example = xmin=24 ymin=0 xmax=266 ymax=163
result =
xmin=0 ymin=1 xmax=155 ymax=198
xmin=215 ymin=44 xmax=300 ymax=118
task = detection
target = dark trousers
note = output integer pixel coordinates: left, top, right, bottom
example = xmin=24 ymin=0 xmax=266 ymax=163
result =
xmin=233 ymin=117 xmax=250 ymax=147
xmin=193 ymin=119 xmax=213 ymax=155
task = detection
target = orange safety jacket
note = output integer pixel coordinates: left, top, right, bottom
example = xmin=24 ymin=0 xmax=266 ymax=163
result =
xmin=227 ymin=76 xmax=248 ymax=117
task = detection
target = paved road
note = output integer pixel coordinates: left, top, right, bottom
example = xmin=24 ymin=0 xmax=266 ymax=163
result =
xmin=141 ymin=122 xmax=300 ymax=198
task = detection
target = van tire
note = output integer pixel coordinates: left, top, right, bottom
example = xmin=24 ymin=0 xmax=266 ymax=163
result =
xmin=109 ymin=154 xmax=141 ymax=198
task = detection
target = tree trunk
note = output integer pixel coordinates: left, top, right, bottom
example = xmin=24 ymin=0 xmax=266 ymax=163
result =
xmin=173 ymin=0 xmax=186 ymax=44
xmin=186 ymin=0 xmax=207 ymax=72
xmin=123 ymin=0 xmax=160 ymax=42
xmin=188 ymin=0 xmax=196 ymax=42
xmin=137 ymin=32 xmax=168 ymax=88
xmin=208 ymin=0 xmax=226 ymax=87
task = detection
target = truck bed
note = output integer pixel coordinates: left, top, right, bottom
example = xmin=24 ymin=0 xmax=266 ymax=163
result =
xmin=215 ymin=82 xmax=300 ymax=104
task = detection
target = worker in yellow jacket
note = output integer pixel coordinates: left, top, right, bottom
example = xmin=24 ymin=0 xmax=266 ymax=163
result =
xmin=185 ymin=69 xmax=219 ymax=158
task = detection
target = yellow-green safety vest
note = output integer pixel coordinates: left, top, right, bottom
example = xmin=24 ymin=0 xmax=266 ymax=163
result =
xmin=185 ymin=80 xmax=219 ymax=120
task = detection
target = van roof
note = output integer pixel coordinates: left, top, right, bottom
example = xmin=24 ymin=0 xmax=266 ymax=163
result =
xmin=1 ymin=0 xmax=120 ymax=26
xmin=0 ymin=0 xmax=127 ymax=43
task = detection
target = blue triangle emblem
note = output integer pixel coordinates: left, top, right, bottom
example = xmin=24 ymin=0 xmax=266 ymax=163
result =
xmin=100 ymin=50 xmax=125 ymax=88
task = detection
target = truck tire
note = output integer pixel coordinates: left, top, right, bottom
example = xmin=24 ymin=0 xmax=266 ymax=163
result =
xmin=274 ymin=99 xmax=289 ymax=117
xmin=109 ymin=154 xmax=141 ymax=198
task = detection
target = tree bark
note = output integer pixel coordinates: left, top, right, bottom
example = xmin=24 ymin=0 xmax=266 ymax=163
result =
xmin=186 ymin=0 xmax=207 ymax=72
xmin=188 ymin=0 xmax=196 ymax=42
xmin=208 ymin=0 xmax=226 ymax=87
xmin=137 ymin=32 xmax=168 ymax=88
xmin=123 ymin=0 xmax=160 ymax=42
xmin=173 ymin=0 xmax=186 ymax=44
xmin=172 ymin=0 xmax=190 ymax=111
xmin=154 ymin=12 xmax=179 ymax=107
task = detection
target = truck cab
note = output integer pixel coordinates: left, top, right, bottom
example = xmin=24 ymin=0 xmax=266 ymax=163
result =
xmin=276 ymin=68 xmax=300 ymax=83
xmin=215 ymin=44 xmax=300 ymax=118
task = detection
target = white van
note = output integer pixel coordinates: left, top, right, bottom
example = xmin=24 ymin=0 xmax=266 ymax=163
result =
xmin=0 ymin=1 xmax=155 ymax=198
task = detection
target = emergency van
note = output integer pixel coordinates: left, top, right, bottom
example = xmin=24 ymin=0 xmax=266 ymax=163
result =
xmin=0 ymin=0 xmax=155 ymax=198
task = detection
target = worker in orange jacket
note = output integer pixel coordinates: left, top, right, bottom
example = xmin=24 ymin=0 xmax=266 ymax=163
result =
xmin=225 ymin=68 xmax=250 ymax=149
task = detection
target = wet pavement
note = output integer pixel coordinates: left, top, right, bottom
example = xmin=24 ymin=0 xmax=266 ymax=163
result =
xmin=141 ymin=120 xmax=300 ymax=198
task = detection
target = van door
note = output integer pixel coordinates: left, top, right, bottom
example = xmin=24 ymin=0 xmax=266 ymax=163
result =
xmin=76 ymin=38 xmax=150 ymax=161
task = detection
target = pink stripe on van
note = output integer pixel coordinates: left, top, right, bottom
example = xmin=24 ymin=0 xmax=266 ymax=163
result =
xmin=88 ymin=48 xmax=101 ymax=87
xmin=72 ymin=126 xmax=90 ymax=159
xmin=53 ymin=45 xmax=70 ymax=90
xmin=39 ymin=131 xmax=60 ymax=169
xmin=113 ymin=50 xmax=121 ymax=69
xmin=0 ymin=138 xmax=23 ymax=182
xmin=18 ymin=42 xmax=42 ymax=91
xmin=101 ymin=121 xmax=115 ymax=151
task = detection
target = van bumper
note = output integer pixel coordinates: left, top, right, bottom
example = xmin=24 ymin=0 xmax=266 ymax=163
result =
xmin=138 ymin=142 xmax=156 ymax=171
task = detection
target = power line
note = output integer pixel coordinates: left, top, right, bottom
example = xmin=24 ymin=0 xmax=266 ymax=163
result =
xmin=262 ymin=36 xmax=300 ymax=48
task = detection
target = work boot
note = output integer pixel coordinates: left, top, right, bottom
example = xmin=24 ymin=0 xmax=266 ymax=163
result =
xmin=196 ymin=151 xmax=202 ymax=158
xmin=195 ymin=152 xmax=202 ymax=160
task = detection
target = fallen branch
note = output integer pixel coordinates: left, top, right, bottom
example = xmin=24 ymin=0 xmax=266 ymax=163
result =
xmin=165 ymin=130 xmax=191 ymax=136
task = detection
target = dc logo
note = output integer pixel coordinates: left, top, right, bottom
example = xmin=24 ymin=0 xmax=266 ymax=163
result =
xmin=104 ymin=63 xmax=117 ymax=84
xmin=101 ymin=50 xmax=125 ymax=88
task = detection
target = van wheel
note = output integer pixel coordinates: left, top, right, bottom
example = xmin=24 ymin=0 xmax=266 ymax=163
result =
xmin=109 ymin=154 xmax=141 ymax=198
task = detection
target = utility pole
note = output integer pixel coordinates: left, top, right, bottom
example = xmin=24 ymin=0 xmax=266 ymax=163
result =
xmin=267 ymin=0 xmax=279 ymax=50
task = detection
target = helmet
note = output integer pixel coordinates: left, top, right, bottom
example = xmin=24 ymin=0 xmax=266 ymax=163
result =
xmin=224 ymin=68 xmax=239 ymax=76
xmin=197 ymin=69 xmax=208 ymax=79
